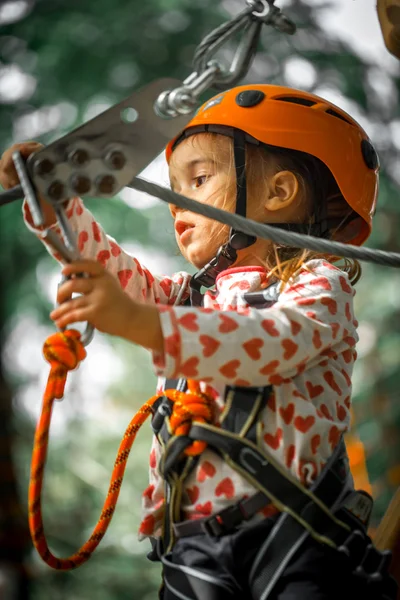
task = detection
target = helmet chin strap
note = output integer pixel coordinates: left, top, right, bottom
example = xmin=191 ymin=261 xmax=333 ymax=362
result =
xmin=190 ymin=129 xmax=256 ymax=303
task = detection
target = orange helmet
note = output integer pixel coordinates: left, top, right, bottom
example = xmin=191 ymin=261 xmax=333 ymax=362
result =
xmin=166 ymin=84 xmax=379 ymax=246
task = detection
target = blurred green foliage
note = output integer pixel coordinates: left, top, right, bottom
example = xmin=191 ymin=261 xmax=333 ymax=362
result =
xmin=0 ymin=0 xmax=399 ymax=598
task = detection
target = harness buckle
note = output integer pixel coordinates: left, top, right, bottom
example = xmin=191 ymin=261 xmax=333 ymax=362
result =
xmin=202 ymin=501 xmax=251 ymax=537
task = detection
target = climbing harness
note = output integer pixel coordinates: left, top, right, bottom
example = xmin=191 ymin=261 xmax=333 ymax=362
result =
xmin=0 ymin=0 xmax=397 ymax=597
xmin=149 ymin=285 xmax=397 ymax=600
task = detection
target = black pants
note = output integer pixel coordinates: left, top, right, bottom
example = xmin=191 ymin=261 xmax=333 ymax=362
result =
xmin=159 ymin=515 xmax=377 ymax=600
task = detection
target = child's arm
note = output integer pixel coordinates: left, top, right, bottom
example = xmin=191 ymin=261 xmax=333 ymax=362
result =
xmin=149 ymin=261 xmax=358 ymax=387
xmin=23 ymin=196 xmax=190 ymax=307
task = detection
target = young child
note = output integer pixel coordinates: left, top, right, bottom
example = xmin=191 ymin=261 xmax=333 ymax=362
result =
xmin=0 ymin=84 xmax=390 ymax=599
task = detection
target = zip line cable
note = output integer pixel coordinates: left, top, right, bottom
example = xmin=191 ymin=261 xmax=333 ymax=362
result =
xmin=1 ymin=179 xmax=400 ymax=268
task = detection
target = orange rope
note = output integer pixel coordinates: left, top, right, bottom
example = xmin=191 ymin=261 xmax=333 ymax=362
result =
xmin=29 ymin=330 xmax=214 ymax=570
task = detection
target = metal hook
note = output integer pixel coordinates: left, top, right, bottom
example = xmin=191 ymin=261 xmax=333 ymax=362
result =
xmin=13 ymin=150 xmax=94 ymax=347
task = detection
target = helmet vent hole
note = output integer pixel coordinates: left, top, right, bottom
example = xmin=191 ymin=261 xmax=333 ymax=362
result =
xmin=325 ymin=109 xmax=352 ymax=125
xmin=275 ymin=96 xmax=316 ymax=107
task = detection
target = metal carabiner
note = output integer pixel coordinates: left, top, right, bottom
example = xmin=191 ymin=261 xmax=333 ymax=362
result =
xmin=13 ymin=150 xmax=95 ymax=347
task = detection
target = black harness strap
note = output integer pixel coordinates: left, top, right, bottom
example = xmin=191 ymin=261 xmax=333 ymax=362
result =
xmin=186 ymin=423 xmax=353 ymax=547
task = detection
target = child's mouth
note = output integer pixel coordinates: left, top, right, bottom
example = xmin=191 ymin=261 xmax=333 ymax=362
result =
xmin=175 ymin=220 xmax=195 ymax=242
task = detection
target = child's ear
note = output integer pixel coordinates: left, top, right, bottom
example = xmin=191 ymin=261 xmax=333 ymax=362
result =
xmin=263 ymin=170 xmax=299 ymax=212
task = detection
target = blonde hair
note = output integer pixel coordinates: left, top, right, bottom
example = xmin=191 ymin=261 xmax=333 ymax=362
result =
xmin=172 ymin=132 xmax=362 ymax=286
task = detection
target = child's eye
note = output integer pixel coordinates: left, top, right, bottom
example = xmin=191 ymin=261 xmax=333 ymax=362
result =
xmin=191 ymin=175 xmax=209 ymax=189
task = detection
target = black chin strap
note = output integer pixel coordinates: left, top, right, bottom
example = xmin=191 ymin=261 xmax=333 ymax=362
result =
xmin=190 ymin=129 xmax=257 ymax=304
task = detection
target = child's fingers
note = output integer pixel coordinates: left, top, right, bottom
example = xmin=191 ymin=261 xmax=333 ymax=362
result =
xmin=62 ymin=260 xmax=104 ymax=278
xmin=50 ymin=297 xmax=88 ymax=327
xmin=57 ymin=277 xmax=93 ymax=305
xmin=0 ymin=141 xmax=43 ymax=189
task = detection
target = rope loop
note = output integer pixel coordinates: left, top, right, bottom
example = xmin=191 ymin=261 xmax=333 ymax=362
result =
xmin=30 ymin=337 xmax=214 ymax=571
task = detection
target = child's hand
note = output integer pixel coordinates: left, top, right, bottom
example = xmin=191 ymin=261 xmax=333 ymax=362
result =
xmin=51 ymin=259 xmax=137 ymax=338
xmin=0 ymin=141 xmax=58 ymax=227
xmin=50 ymin=259 xmax=164 ymax=353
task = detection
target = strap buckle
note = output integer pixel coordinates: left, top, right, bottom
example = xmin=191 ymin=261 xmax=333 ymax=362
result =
xmin=202 ymin=500 xmax=251 ymax=537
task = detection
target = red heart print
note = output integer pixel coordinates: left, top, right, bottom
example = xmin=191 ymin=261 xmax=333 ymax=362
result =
xmin=343 ymin=335 xmax=357 ymax=347
xmin=264 ymin=428 xmax=283 ymax=450
xmin=323 ymin=371 xmax=342 ymax=395
xmin=318 ymin=404 xmax=333 ymax=420
xmin=282 ymin=339 xmax=298 ymax=360
xmin=234 ymin=378 xmax=251 ymax=386
xmin=339 ymin=275 xmax=352 ymax=294
xmin=139 ymin=514 xmax=155 ymax=536
xmin=144 ymin=268 xmax=155 ymax=288
xmin=109 ymin=241 xmax=121 ymax=257
xmin=78 ymin=231 xmax=89 ymax=251
xmin=268 ymin=393 xmax=276 ymax=412
xmin=186 ymin=485 xmax=200 ymax=504
xmin=341 ymin=369 xmax=351 ymax=387
xmin=289 ymin=283 xmax=306 ymax=293
xmin=312 ymin=330 xmax=322 ymax=349
xmin=218 ymin=314 xmax=239 ymax=334
xmin=259 ymin=360 xmax=280 ymax=375
xmin=330 ymin=322 xmax=340 ymax=339
xmin=296 ymin=360 xmax=308 ymax=375
xmin=92 ymin=220 xmax=101 ymax=242
xmin=286 ymin=444 xmax=296 ymax=469
xmin=180 ymin=357 xmax=199 ymax=378
xmin=219 ymin=360 xmax=240 ymax=379
xmin=295 ymin=297 xmax=316 ymax=307
xmin=165 ymin=334 xmax=180 ymax=358
xmin=311 ymin=434 xmax=321 ymax=454
xmin=344 ymin=396 xmax=351 ymax=409
xmin=97 ymin=249 xmax=110 ymax=266
xmin=336 ymin=402 xmax=347 ymax=421
xmin=345 ymin=302 xmax=351 ymax=322
xmin=269 ymin=374 xmax=286 ymax=385
xmin=279 ymin=403 xmax=295 ymax=425
xmin=261 ymin=319 xmax=280 ymax=337
xmin=290 ymin=320 xmax=302 ymax=336
xmin=133 ymin=257 xmax=143 ymax=275
xmin=342 ymin=349 xmax=353 ymax=364
xmin=76 ymin=201 xmax=83 ymax=216
xmin=321 ymin=297 xmax=337 ymax=315
xmin=294 ymin=415 xmax=315 ymax=433
xmin=329 ymin=425 xmax=341 ymax=450
xmin=142 ymin=484 xmax=155 ymax=501
xmin=309 ymin=276 xmax=332 ymax=291
xmin=293 ymin=390 xmax=307 ymax=401
xmin=178 ymin=313 xmax=199 ymax=332
xmin=149 ymin=449 xmax=156 ymax=468
xmin=215 ymin=477 xmax=235 ymax=499
xmin=195 ymin=501 xmax=213 ymax=516
xmin=118 ymin=269 xmax=133 ymax=289
xmin=197 ymin=461 xmax=216 ymax=482
xmin=160 ymin=279 xmax=172 ymax=298
xmin=243 ymin=338 xmax=264 ymax=360
xmin=229 ymin=280 xmax=250 ymax=290
xmin=200 ymin=335 xmax=220 ymax=358
xmin=305 ymin=381 xmax=324 ymax=399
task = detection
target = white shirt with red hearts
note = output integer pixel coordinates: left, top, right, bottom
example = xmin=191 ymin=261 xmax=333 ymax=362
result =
xmin=23 ymin=196 xmax=358 ymax=541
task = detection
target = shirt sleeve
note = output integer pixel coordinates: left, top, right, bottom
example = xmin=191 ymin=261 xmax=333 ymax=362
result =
xmin=151 ymin=262 xmax=358 ymax=387
xmin=22 ymin=196 xmax=191 ymax=306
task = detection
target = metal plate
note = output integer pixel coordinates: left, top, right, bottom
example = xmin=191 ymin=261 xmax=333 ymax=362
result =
xmin=26 ymin=78 xmax=193 ymax=204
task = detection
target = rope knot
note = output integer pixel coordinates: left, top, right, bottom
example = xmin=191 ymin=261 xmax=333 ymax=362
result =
xmin=166 ymin=380 xmax=215 ymax=457
xmin=42 ymin=330 xmax=87 ymax=400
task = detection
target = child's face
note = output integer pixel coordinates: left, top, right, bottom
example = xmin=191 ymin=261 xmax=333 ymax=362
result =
xmin=168 ymin=135 xmax=234 ymax=269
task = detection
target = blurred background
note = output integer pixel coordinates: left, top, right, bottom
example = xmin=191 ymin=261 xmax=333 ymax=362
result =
xmin=0 ymin=0 xmax=399 ymax=598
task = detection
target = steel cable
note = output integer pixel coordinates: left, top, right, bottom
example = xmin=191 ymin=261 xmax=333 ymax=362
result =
xmin=1 ymin=178 xmax=400 ymax=267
